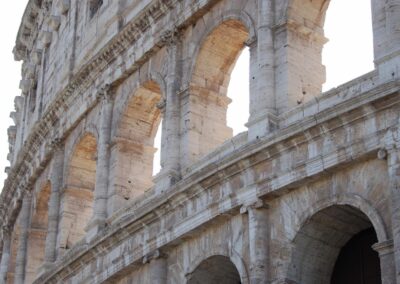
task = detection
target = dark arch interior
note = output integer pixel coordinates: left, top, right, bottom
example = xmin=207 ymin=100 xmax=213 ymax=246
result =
xmin=288 ymin=205 xmax=382 ymax=284
xmin=188 ymin=255 xmax=241 ymax=284
xmin=331 ymin=227 xmax=381 ymax=284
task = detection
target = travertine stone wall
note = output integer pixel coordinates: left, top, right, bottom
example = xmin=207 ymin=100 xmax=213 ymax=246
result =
xmin=0 ymin=0 xmax=399 ymax=283
xmin=58 ymin=133 xmax=97 ymax=253
xmin=25 ymin=182 xmax=50 ymax=283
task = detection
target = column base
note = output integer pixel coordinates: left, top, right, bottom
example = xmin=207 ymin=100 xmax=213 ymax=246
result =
xmin=37 ymin=261 xmax=55 ymax=279
xmin=85 ymin=217 xmax=106 ymax=243
xmin=246 ymin=111 xmax=279 ymax=141
xmin=376 ymin=51 xmax=400 ymax=82
xmin=154 ymin=169 xmax=181 ymax=194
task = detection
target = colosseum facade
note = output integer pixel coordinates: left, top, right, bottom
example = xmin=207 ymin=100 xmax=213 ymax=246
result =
xmin=0 ymin=0 xmax=399 ymax=283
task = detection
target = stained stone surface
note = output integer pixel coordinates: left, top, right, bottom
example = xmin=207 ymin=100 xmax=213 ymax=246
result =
xmin=0 ymin=0 xmax=399 ymax=283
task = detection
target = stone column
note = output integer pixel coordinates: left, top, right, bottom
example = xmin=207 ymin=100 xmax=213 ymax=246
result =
xmin=0 ymin=227 xmax=11 ymax=283
xmin=243 ymin=199 xmax=269 ymax=284
xmin=155 ymin=29 xmax=182 ymax=193
xmin=372 ymin=0 xmax=400 ymax=81
xmin=43 ymin=139 xmax=64 ymax=265
xmin=372 ymin=0 xmax=400 ymax=62
xmin=387 ymin=149 xmax=400 ymax=283
xmin=372 ymin=240 xmax=395 ymax=284
xmin=386 ymin=0 xmax=400 ymax=56
xmin=14 ymin=192 xmax=32 ymax=284
xmin=87 ymin=85 xmax=114 ymax=239
xmin=247 ymin=0 xmax=277 ymax=141
xmin=273 ymin=4 xmax=327 ymax=115
xmin=143 ymin=250 xmax=167 ymax=284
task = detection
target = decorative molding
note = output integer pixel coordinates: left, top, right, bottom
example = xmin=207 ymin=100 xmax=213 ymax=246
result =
xmin=372 ymin=239 xmax=394 ymax=256
xmin=240 ymin=198 xmax=268 ymax=214
xmin=377 ymin=148 xmax=388 ymax=160
xmin=1 ymin=0 xmax=185 ymax=236
xmin=32 ymin=50 xmax=42 ymax=65
xmin=156 ymin=98 xmax=167 ymax=111
xmin=244 ymin=36 xmax=257 ymax=47
xmin=49 ymin=138 xmax=63 ymax=152
xmin=96 ymin=83 xmax=113 ymax=103
xmin=142 ymin=249 xmax=167 ymax=264
xmin=3 ymin=0 xmax=400 ymax=281
xmin=161 ymin=27 xmax=183 ymax=46
xmin=48 ymin=15 xmax=61 ymax=31
xmin=57 ymin=0 xmax=70 ymax=15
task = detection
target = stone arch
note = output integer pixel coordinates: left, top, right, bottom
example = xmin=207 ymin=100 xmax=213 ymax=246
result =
xmin=187 ymin=254 xmax=247 ymax=284
xmin=58 ymin=132 xmax=97 ymax=252
xmin=186 ymin=9 xmax=256 ymax=86
xmin=113 ymin=71 xmax=166 ymax=135
xmin=108 ymin=79 xmax=163 ymax=212
xmin=25 ymin=181 xmax=51 ymax=283
xmin=186 ymin=249 xmax=249 ymax=284
xmin=286 ymin=194 xmax=387 ymax=283
xmin=148 ymin=72 xmax=167 ymax=99
xmin=293 ymin=194 xmax=388 ymax=242
xmin=182 ymin=14 xmax=252 ymax=167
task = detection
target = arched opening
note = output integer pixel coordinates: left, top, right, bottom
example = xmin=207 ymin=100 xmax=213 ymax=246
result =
xmin=188 ymin=255 xmax=241 ymax=284
xmin=111 ymin=81 xmax=162 ymax=207
xmin=26 ymin=182 xmax=51 ymax=283
xmin=183 ymin=19 xmax=250 ymax=167
xmin=288 ymin=205 xmax=382 ymax=284
xmin=331 ymin=228 xmax=381 ymax=284
xmin=58 ymin=133 xmax=97 ymax=251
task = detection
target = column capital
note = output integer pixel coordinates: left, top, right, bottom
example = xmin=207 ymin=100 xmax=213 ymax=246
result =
xmin=50 ymin=137 xmax=64 ymax=152
xmin=244 ymin=36 xmax=257 ymax=48
xmin=377 ymin=148 xmax=388 ymax=160
xmin=97 ymin=83 xmax=114 ymax=103
xmin=240 ymin=198 xmax=269 ymax=214
xmin=142 ymin=249 xmax=167 ymax=264
xmin=156 ymin=98 xmax=167 ymax=113
xmin=372 ymin=239 xmax=394 ymax=256
xmin=161 ymin=27 xmax=183 ymax=47
xmin=381 ymin=127 xmax=400 ymax=152
xmin=1 ymin=226 xmax=12 ymax=241
xmin=22 ymin=189 xmax=33 ymax=200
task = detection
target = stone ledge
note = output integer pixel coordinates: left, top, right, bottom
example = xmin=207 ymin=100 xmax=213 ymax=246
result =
xmin=35 ymin=82 xmax=400 ymax=283
xmin=2 ymin=0 xmax=230 ymax=236
xmin=0 ymin=0 xmax=201 ymax=235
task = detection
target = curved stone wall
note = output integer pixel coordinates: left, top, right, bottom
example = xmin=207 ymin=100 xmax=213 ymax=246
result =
xmin=0 ymin=0 xmax=399 ymax=283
